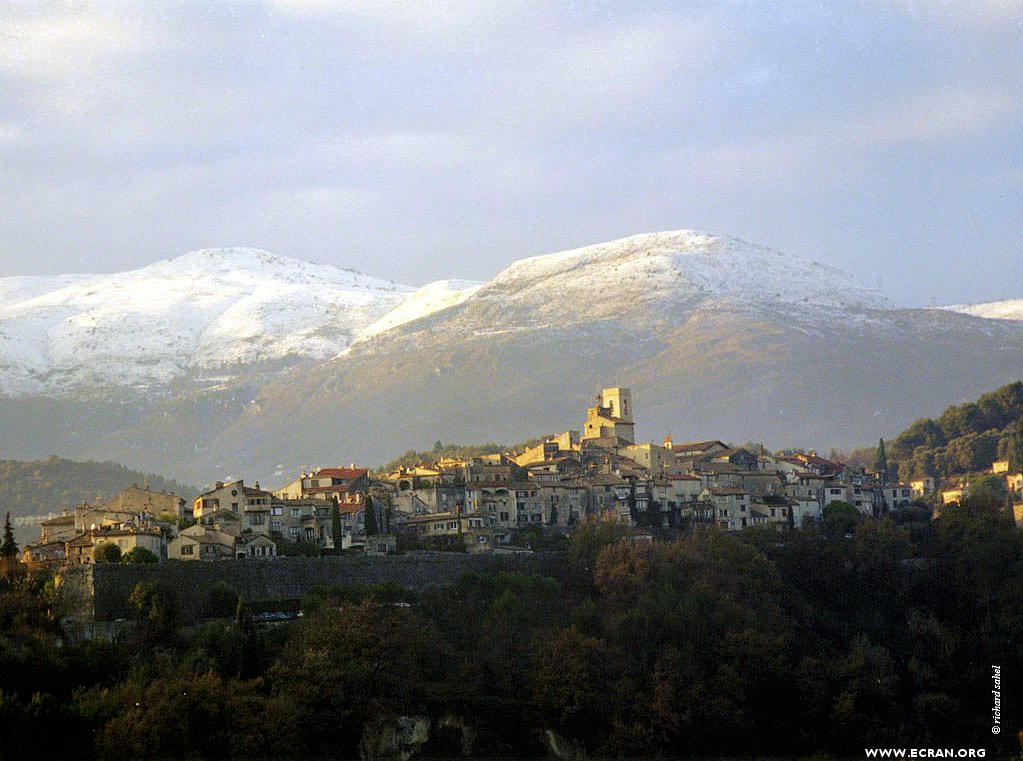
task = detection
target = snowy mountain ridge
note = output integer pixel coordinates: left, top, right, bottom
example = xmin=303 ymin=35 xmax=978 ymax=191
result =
xmin=1 ymin=231 xmax=1006 ymax=399
xmin=0 ymin=248 xmax=415 ymax=395
xmin=940 ymin=299 xmax=1023 ymax=321
xmin=481 ymin=231 xmax=892 ymax=316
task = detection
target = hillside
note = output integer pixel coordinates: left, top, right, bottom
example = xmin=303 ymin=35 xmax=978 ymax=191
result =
xmin=887 ymin=381 xmax=1023 ymax=482
xmin=0 ymin=456 xmax=197 ymax=540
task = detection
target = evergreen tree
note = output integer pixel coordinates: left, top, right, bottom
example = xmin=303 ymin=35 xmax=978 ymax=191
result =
xmin=875 ymin=438 xmax=889 ymax=482
xmin=363 ymin=495 xmax=377 ymax=537
xmin=330 ymin=495 xmax=343 ymax=554
xmin=1 ymin=512 xmax=19 ymax=558
xmin=1005 ymin=417 xmax=1023 ymax=472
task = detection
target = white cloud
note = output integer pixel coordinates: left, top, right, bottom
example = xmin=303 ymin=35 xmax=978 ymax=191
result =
xmin=0 ymin=123 xmax=23 ymax=148
xmin=480 ymin=12 xmax=724 ymax=134
xmin=659 ymin=86 xmax=1020 ymax=197
xmin=264 ymin=0 xmax=531 ymax=42
xmin=876 ymin=0 xmax=1023 ymax=28
xmin=0 ymin=10 xmax=150 ymax=82
xmin=852 ymin=89 xmax=1019 ymax=145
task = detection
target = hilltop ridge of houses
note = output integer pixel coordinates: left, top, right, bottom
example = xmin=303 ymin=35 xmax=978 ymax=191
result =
xmin=22 ymin=387 xmax=1023 ymax=568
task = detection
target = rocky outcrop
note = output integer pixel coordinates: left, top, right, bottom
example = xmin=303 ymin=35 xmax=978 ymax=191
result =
xmin=360 ymin=715 xmax=432 ymax=761
xmin=542 ymin=728 xmax=587 ymax=760
xmin=359 ymin=714 xmax=476 ymax=761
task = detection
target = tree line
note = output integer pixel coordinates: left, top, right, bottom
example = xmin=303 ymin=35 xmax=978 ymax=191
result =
xmin=887 ymin=381 xmax=1023 ymax=481
xmin=1 ymin=488 xmax=1020 ymax=760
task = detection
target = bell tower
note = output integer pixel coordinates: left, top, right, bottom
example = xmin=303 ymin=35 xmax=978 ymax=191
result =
xmin=602 ymin=387 xmax=632 ymax=423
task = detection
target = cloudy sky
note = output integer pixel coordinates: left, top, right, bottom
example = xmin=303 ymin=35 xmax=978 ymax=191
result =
xmin=0 ymin=1 xmax=1019 ymax=306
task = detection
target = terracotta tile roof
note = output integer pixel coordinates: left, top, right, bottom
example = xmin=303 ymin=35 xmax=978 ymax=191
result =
xmin=671 ymin=440 xmax=727 ymax=452
xmin=41 ymin=514 xmax=75 ymax=526
xmin=314 ymin=467 xmax=368 ymax=480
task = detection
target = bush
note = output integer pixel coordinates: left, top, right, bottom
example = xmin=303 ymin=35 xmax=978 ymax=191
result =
xmin=205 ymin=582 xmax=240 ymax=619
xmin=94 ymin=543 xmax=121 ymax=563
xmin=121 ymin=546 xmax=158 ymax=564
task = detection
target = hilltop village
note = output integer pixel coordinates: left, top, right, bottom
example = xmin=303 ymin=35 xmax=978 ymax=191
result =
xmin=20 ymin=387 xmax=1023 ymax=568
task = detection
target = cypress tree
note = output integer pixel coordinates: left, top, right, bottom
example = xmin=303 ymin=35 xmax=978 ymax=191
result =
xmin=875 ymin=438 xmax=889 ymax=482
xmin=330 ymin=495 xmax=343 ymax=554
xmin=1 ymin=512 xmax=17 ymax=559
xmin=363 ymin=495 xmax=377 ymax=537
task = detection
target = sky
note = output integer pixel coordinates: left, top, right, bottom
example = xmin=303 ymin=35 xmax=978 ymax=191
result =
xmin=0 ymin=1 xmax=1020 ymax=307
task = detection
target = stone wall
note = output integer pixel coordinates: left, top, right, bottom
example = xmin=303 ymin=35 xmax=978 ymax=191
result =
xmin=57 ymin=552 xmax=568 ymax=624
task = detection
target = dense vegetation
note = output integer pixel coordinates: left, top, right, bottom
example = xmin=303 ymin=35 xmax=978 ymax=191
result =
xmin=887 ymin=381 xmax=1023 ymax=482
xmin=1 ymin=490 xmax=1021 ymax=760
xmin=0 ymin=456 xmax=197 ymax=523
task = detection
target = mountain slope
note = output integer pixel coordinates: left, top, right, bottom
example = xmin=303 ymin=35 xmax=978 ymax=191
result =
xmin=0 ymin=456 xmax=197 ymax=542
xmin=197 ymin=232 xmax=1021 ymax=483
xmin=941 ymin=299 xmax=1023 ymax=321
xmin=2 ymin=231 xmax=1021 ymax=485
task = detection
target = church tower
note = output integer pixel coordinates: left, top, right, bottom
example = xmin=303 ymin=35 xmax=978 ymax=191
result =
xmin=582 ymin=387 xmax=635 ymax=444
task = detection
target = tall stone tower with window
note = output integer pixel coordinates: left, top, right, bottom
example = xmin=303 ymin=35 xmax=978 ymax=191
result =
xmin=582 ymin=387 xmax=635 ymax=444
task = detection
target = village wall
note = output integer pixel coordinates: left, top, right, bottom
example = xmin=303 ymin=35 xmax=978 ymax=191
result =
xmin=58 ymin=552 xmax=568 ymax=624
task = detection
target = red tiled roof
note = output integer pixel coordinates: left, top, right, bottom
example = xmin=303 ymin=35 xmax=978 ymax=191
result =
xmin=314 ymin=468 xmax=368 ymax=480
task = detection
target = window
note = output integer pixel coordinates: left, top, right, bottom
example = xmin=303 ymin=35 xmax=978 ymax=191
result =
xmin=271 ymin=519 xmax=281 ymax=532
xmin=271 ymin=506 xmax=283 ymax=516
xmin=288 ymin=527 xmax=299 ymax=539
xmin=500 ymin=512 xmax=509 ymax=521
xmin=181 ymin=544 xmax=194 ymax=555
xmin=291 ymin=508 xmax=300 ymax=518
xmin=249 ymin=513 xmax=266 ymax=526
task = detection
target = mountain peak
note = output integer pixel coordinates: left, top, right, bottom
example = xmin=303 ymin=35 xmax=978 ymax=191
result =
xmin=486 ymin=229 xmax=891 ymax=314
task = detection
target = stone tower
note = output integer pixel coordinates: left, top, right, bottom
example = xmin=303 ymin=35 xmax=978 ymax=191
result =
xmin=582 ymin=387 xmax=635 ymax=444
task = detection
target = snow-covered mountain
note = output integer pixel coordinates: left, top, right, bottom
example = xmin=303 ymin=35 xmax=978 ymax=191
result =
xmin=1 ymin=231 xmax=889 ymax=396
xmin=0 ymin=248 xmax=472 ymax=396
xmin=940 ymin=299 xmax=1023 ymax=321
xmin=481 ymin=230 xmax=890 ymax=316
xmin=1 ymin=230 xmax=1021 ymax=485
xmin=355 ymin=279 xmax=483 ymax=343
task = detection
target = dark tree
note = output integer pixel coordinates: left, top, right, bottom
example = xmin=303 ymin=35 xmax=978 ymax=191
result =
xmin=331 ymin=495 xmax=343 ymax=554
xmin=363 ymin=495 xmax=378 ymax=537
xmin=1002 ymin=417 xmax=1023 ymax=472
xmin=94 ymin=542 xmax=121 ymax=563
xmin=121 ymin=546 xmax=158 ymax=564
xmin=0 ymin=512 xmax=17 ymax=559
xmin=875 ymin=438 xmax=889 ymax=481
